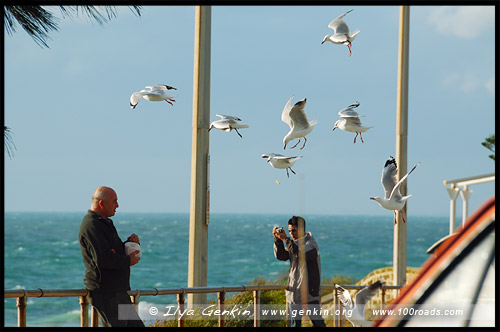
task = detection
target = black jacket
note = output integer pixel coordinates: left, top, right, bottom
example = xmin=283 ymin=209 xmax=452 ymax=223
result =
xmin=79 ymin=210 xmax=131 ymax=292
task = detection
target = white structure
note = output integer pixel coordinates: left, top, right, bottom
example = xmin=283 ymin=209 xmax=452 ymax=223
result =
xmin=443 ymin=173 xmax=495 ymax=234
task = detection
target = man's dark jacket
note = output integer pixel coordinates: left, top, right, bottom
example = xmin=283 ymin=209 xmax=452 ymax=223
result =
xmin=79 ymin=210 xmax=131 ymax=292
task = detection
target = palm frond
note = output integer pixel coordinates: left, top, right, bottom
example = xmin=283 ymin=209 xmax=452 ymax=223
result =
xmin=4 ymin=5 xmax=59 ymax=48
xmin=4 ymin=126 xmax=17 ymax=159
xmin=4 ymin=5 xmax=142 ymax=48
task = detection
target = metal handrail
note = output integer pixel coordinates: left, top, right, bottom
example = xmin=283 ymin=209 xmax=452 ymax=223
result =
xmin=443 ymin=173 xmax=495 ymax=234
xmin=4 ymin=284 xmax=402 ymax=327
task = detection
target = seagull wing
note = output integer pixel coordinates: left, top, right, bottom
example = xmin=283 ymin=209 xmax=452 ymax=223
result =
xmin=130 ymin=92 xmax=143 ymax=109
xmin=381 ymin=157 xmax=398 ymax=200
xmin=338 ymin=109 xmax=361 ymax=118
xmin=147 ymin=84 xmax=177 ymax=92
xmin=328 ymin=10 xmax=353 ymax=34
xmin=216 ymin=114 xmax=242 ymax=121
xmin=288 ymin=98 xmax=310 ymax=130
xmin=335 ymin=285 xmax=354 ymax=310
xmin=355 ymin=281 xmax=383 ymax=306
xmin=344 ymin=117 xmax=363 ymax=127
xmin=281 ymin=96 xmax=295 ymax=129
xmin=389 ymin=162 xmax=421 ymax=200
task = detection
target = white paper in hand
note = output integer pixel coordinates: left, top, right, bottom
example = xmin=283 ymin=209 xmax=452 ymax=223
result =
xmin=125 ymin=242 xmax=142 ymax=258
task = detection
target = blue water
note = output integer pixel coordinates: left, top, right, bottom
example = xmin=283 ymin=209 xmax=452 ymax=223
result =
xmin=4 ymin=212 xmax=448 ymax=327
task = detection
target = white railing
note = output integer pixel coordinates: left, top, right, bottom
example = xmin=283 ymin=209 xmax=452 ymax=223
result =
xmin=443 ymin=173 xmax=495 ymax=235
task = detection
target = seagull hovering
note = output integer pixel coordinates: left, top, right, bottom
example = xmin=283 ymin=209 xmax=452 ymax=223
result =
xmin=209 ymin=114 xmax=249 ymax=138
xmin=262 ymin=153 xmax=302 ymax=178
xmin=130 ymin=84 xmax=178 ymax=109
xmin=335 ymin=279 xmax=385 ymax=327
xmin=332 ymin=102 xmax=373 ymax=143
xmin=370 ymin=156 xmax=421 ymax=224
xmin=321 ymin=9 xmax=360 ymax=56
xmin=282 ymin=96 xmax=317 ymax=150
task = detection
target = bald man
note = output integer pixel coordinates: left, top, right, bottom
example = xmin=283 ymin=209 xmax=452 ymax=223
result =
xmin=79 ymin=186 xmax=145 ymax=327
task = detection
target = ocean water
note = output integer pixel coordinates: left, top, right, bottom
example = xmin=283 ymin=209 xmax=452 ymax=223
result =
xmin=4 ymin=212 xmax=448 ymax=327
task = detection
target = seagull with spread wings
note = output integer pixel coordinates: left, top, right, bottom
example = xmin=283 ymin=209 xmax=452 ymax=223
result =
xmin=130 ymin=84 xmax=178 ymax=109
xmin=335 ymin=279 xmax=384 ymax=327
xmin=282 ymin=96 xmax=317 ymax=150
xmin=321 ymin=9 xmax=360 ymax=56
xmin=370 ymin=156 xmax=421 ymax=224
xmin=262 ymin=153 xmax=302 ymax=178
xmin=209 ymin=114 xmax=249 ymax=138
xmin=332 ymin=102 xmax=373 ymax=143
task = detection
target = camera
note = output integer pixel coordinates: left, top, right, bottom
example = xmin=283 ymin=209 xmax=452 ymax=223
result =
xmin=276 ymin=227 xmax=284 ymax=234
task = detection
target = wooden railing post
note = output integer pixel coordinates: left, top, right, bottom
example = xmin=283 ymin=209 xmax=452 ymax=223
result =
xmin=218 ymin=290 xmax=225 ymax=327
xmin=253 ymin=289 xmax=261 ymax=327
xmin=16 ymin=290 xmax=27 ymax=327
xmin=91 ymin=305 xmax=99 ymax=327
xmin=177 ymin=292 xmax=185 ymax=327
xmin=130 ymin=290 xmax=141 ymax=312
xmin=79 ymin=294 xmax=90 ymax=327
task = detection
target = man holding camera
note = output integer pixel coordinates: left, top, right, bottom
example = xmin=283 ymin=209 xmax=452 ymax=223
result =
xmin=273 ymin=216 xmax=326 ymax=327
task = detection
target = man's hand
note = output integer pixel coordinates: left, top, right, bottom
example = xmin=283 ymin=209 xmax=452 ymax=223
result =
xmin=129 ymin=250 xmax=140 ymax=266
xmin=273 ymin=226 xmax=287 ymax=241
xmin=127 ymin=233 xmax=140 ymax=244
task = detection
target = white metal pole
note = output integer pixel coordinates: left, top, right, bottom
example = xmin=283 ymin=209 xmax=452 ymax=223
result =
xmin=188 ymin=5 xmax=211 ymax=307
xmin=460 ymin=185 xmax=472 ymax=227
xmin=446 ymin=186 xmax=460 ymax=234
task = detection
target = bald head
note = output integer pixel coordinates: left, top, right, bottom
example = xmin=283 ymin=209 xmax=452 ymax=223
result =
xmin=91 ymin=186 xmax=119 ymax=218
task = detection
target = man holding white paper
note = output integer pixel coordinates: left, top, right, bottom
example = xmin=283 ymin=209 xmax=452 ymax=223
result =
xmin=79 ymin=186 xmax=144 ymax=327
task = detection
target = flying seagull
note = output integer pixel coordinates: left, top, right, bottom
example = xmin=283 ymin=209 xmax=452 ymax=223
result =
xmin=282 ymin=96 xmax=317 ymax=150
xmin=130 ymin=84 xmax=178 ymax=109
xmin=335 ymin=279 xmax=385 ymax=327
xmin=262 ymin=153 xmax=302 ymax=178
xmin=332 ymin=102 xmax=373 ymax=143
xmin=209 ymin=114 xmax=249 ymax=138
xmin=321 ymin=9 xmax=360 ymax=56
xmin=370 ymin=156 xmax=421 ymax=224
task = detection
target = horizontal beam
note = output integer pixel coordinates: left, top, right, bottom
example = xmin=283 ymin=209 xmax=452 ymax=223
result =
xmin=443 ymin=173 xmax=495 ymax=187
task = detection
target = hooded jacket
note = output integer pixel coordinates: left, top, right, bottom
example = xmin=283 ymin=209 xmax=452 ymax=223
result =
xmin=79 ymin=210 xmax=131 ymax=292
xmin=274 ymin=232 xmax=321 ymax=304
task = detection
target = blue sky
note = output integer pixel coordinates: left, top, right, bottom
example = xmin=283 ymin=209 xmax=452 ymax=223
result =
xmin=4 ymin=5 xmax=495 ymax=217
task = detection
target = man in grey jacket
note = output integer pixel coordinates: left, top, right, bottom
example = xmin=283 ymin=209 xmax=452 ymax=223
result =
xmin=273 ymin=216 xmax=326 ymax=327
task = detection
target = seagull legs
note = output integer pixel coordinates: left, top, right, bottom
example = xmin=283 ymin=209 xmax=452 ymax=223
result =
xmin=234 ymin=128 xmax=243 ymax=138
xmin=291 ymin=139 xmax=301 ymax=149
xmin=353 ymin=133 xmax=358 ymax=143
xmin=347 ymin=43 xmax=352 ymax=56
xmin=394 ymin=211 xmax=407 ymax=224
xmin=300 ymin=137 xmax=307 ymax=150
xmin=360 ymin=132 xmax=364 ymax=143
xmin=165 ymin=99 xmax=175 ymax=106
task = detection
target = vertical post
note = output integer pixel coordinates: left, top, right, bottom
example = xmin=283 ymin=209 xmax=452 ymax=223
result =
xmin=218 ymin=290 xmax=225 ymax=327
xmin=79 ymin=295 xmax=90 ymax=327
xmin=460 ymin=185 xmax=472 ymax=226
xmin=446 ymin=185 xmax=460 ymax=234
xmin=394 ymin=5 xmax=410 ymax=290
xmin=130 ymin=291 xmax=140 ymax=313
xmin=177 ymin=293 xmax=185 ymax=327
xmin=188 ymin=5 xmax=211 ymax=307
xmin=16 ymin=292 xmax=27 ymax=327
xmin=91 ymin=306 xmax=99 ymax=327
xmin=253 ymin=289 xmax=261 ymax=327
